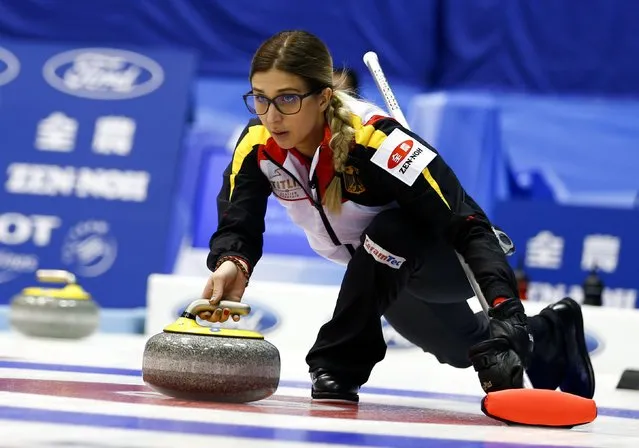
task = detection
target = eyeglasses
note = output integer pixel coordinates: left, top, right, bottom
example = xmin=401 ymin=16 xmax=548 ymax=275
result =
xmin=242 ymin=88 xmax=324 ymax=115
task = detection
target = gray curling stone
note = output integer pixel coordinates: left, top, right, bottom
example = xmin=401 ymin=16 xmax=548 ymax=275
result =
xmin=9 ymin=269 xmax=100 ymax=339
xmin=142 ymin=299 xmax=281 ymax=403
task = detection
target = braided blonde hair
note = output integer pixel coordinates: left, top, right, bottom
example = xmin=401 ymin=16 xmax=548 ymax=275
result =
xmin=323 ymin=90 xmax=356 ymax=214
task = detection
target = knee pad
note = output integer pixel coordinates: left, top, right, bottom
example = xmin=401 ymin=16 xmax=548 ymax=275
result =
xmin=492 ymin=225 xmax=516 ymax=256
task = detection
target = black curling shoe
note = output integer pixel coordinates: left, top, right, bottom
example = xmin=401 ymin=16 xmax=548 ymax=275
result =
xmin=539 ymin=297 xmax=596 ymax=399
xmin=311 ymin=369 xmax=360 ymax=403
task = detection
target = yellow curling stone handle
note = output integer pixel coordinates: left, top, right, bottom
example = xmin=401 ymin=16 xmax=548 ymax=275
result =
xmin=184 ymin=298 xmax=251 ymax=317
xmin=163 ymin=299 xmax=263 ymax=339
xmin=21 ymin=269 xmax=91 ymax=300
xmin=36 ymin=269 xmax=77 ymax=284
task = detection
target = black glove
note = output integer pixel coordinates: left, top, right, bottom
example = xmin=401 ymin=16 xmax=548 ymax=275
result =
xmin=468 ymin=298 xmax=534 ymax=393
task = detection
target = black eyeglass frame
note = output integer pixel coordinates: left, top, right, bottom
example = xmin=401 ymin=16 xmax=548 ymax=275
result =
xmin=242 ymin=87 xmax=326 ymax=115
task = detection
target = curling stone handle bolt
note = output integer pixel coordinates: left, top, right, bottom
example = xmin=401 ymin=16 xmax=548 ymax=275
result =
xmin=183 ymin=299 xmax=251 ymax=317
xmin=36 ymin=269 xmax=77 ymax=285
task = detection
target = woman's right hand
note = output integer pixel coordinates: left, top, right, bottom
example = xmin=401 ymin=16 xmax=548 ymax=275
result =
xmin=199 ymin=259 xmax=248 ymax=323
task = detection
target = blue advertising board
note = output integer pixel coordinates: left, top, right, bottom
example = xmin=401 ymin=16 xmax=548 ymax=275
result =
xmin=493 ymin=200 xmax=639 ymax=308
xmin=0 ymin=39 xmax=197 ymax=308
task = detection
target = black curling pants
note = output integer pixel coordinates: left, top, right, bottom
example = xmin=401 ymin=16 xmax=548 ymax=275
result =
xmin=305 ymin=208 xmax=563 ymax=387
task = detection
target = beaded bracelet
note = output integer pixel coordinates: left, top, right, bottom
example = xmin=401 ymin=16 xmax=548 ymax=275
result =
xmin=215 ymin=255 xmax=250 ymax=286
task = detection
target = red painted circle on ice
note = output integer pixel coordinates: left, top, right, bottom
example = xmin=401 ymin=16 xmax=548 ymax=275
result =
xmin=0 ymin=378 xmax=500 ymax=426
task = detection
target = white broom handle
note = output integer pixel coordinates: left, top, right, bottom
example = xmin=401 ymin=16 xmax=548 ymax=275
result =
xmin=363 ymin=51 xmax=490 ymax=314
xmin=363 ymin=51 xmax=534 ymax=389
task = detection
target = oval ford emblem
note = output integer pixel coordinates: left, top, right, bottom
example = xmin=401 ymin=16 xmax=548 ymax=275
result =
xmin=43 ymin=48 xmax=164 ymax=100
xmin=0 ymin=47 xmax=20 ymax=86
xmin=382 ymin=318 xmax=415 ymax=349
xmin=585 ymin=330 xmax=602 ymax=356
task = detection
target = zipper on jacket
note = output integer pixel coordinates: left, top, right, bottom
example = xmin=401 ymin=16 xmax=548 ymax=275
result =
xmin=264 ymin=153 xmax=354 ymax=256
xmin=310 ymin=172 xmax=355 ymax=256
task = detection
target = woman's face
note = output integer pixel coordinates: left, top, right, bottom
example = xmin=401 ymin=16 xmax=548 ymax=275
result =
xmin=250 ymin=69 xmax=330 ymax=150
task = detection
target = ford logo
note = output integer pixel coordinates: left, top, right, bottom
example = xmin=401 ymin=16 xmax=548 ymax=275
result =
xmin=381 ymin=318 xmax=415 ymax=349
xmin=176 ymin=299 xmax=280 ymax=335
xmin=43 ymin=48 xmax=164 ymax=100
xmin=0 ymin=47 xmax=20 ymax=86
xmin=585 ymin=330 xmax=603 ymax=356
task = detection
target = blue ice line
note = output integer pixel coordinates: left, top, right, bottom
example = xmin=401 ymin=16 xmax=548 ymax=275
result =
xmin=0 ymin=405 xmax=581 ymax=448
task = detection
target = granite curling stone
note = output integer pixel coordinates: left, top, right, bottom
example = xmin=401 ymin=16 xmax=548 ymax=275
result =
xmin=142 ymin=299 xmax=281 ymax=403
xmin=9 ymin=269 xmax=100 ymax=339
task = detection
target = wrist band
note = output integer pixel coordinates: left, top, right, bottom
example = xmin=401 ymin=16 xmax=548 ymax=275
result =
xmin=492 ymin=297 xmax=508 ymax=306
xmin=215 ymin=256 xmax=250 ymax=286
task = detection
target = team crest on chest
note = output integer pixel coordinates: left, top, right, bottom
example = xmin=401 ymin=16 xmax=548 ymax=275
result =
xmin=342 ymin=165 xmax=366 ymax=194
xmin=262 ymin=161 xmax=307 ymax=201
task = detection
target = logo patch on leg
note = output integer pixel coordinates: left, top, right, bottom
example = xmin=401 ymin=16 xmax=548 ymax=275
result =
xmin=370 ymin=129 xmax=437 ymax=186
xmin=363 ymin=235 xmax=405 ymax=269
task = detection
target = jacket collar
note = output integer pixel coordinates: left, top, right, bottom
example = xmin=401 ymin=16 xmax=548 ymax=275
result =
xmin=309 ymin=123 xmax=335 ymax=199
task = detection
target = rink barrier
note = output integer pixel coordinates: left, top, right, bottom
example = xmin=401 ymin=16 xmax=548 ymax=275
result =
xmin=146 ymin=274 xmax=639 ymax=386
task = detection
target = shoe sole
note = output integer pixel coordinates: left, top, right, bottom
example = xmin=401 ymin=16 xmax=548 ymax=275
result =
xmin=559 ymin=298 xmax=596 ymax=399
xmin=311 ymin=390 xmax=359 ymax=403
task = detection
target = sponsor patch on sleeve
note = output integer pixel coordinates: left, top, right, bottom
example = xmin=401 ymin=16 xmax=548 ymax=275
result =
xmin=370 ymin=129 xmax=437 ymax=186
xmin=363 ymin=234 xmax=405 ymax=269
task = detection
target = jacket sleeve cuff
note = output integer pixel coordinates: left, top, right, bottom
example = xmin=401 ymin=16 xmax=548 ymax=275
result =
xmin=485 ymin=287 xmax=518 ymax=307
xmin=207 ymin=251 xmax=253 ymax=275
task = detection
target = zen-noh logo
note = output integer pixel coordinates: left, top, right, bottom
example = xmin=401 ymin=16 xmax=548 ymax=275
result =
xmin=42 ymin=48 xmax=165 ymax=100
xmin=0 ymin=46 xmax=20 ymax=86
